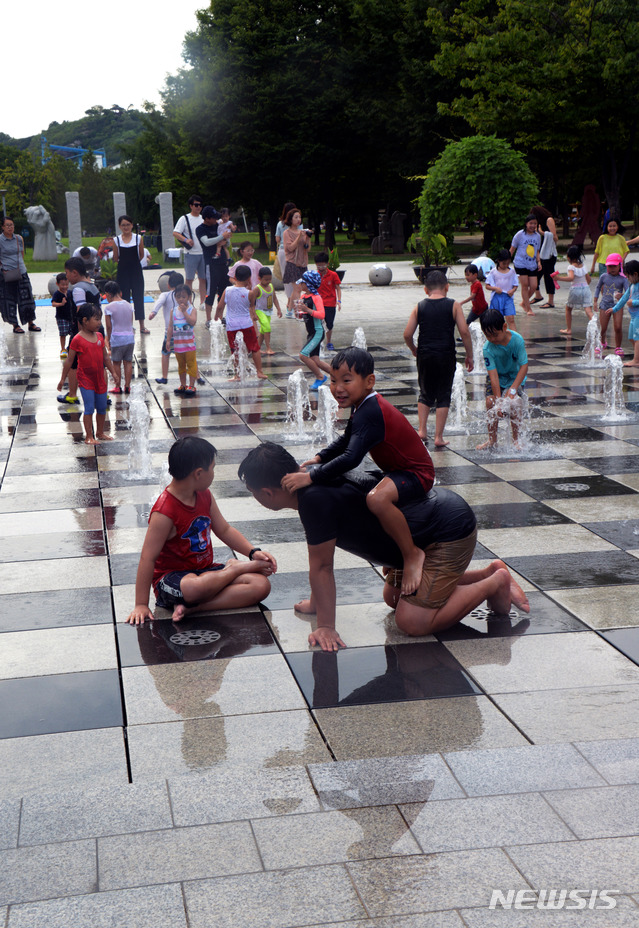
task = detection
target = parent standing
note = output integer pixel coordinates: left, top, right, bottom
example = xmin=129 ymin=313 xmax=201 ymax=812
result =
xmin=196 ymin=206 xmax=232 ymax=325
xmin=0 ymin=217 xmax=40 ymax=334
xmin=282 ymin=208 xmax=311 ymax=314
xmin=530 ymin=206 xmax=558 ymax=307
xmin=275 ymin=201 xmax=296 ymax=306
xmin=112 ymin=215 xmax=148 ymax=336
xmin=510 ymin=215 xmax=542 ymax=316
xmin=173 ymin=195 xmax=207 ymax=310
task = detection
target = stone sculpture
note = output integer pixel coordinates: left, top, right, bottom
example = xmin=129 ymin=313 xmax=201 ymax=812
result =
xmin=24 ymin=205 xmax=58 ymax=261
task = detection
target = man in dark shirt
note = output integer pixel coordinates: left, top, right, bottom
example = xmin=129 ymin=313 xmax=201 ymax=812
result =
xmin=196 ymin=206 xmax=232 ymax=323
xmin=238 ymin=442 xmax=529 ymax=651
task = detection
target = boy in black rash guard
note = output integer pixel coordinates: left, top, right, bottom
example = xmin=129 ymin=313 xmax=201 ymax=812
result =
xmin=239 ymin=442 xmax=529 ymax=651
xmin=281 ymin=347 xmax=434 ymax=596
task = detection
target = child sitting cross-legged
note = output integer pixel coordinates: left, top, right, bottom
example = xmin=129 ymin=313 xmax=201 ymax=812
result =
xmin=127 ymin=437 xmax=277 ymax=625
xmin=281 ymin=347 xmax=435 ymax=595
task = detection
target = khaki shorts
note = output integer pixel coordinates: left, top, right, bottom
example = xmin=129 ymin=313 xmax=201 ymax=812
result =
xmin=385 ymin=527 xmax=477 ymax=610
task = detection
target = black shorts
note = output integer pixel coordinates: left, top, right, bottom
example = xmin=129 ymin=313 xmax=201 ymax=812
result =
xmin=154 ymin=564 xmax=224 ymax=608
xmin=417 ymin=353 xmax=456 ymax=407
xmin=387 ymin=470 xmax=427 ymax=507
xmin=324 ymin=305 xmax=336 ymax=330
xmin=514 ymin=265 xmax=537 ymax=276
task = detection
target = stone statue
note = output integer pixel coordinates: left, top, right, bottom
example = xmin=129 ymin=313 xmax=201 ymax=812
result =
xmin=24 ymin=205 xmax=58 ymax=261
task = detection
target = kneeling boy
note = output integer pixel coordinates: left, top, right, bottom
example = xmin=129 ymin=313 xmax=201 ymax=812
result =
xmin=476 ymin=308 xmax=528 ymax=450
xmin=127 ymin=437 xmax=276 ymax=624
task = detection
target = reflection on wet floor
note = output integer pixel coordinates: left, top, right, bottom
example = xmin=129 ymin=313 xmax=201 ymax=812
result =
xmin=2 ymin=319 xmax=639 ymax=788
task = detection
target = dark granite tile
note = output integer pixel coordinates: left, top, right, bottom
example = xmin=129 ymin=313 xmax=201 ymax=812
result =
xmin=109 ymin=547 xmax=233 ymax=586
xmin=436 ymin=591 xmax=589 ymax=640
xmin=116 ymin=611 xmax=278 ymax=665
xmin=453 ymin=445 xmax=563 ymax=465
xmin=173 ymin=424 xmax=255 ymax=437
xmin=576 ymin=455 xmax=639 ymax=474
xmin=98 ymin=470 xmax=163 ymax=489
xmin=583 ymin=520 xmax=639 ymax=550
xmin=509 ymin=475 xmax=636 ymax=501
xmin=286 ymin=642 xmax=481 ymax=709
xmin=434 ymin=466 xmax=503 ymax=486
xmin=526 ymin=427 xmax=614 ymax=443
xmin=0 ymin=530 xmax=105 ymax=562
xmin=471 ymin=502 xmax=571 ymax=530
xmin=264 ymin=568 xmax=385 ymax=611
xmin=95 ymin=439 xmax=175 ymax=456
xmin=599 ymin=628 xmax=639 ymax=666
xmin=232 ymin=518 xmax=308 ymax=544
xmin=3 ymin=455 xmax=98 ymax=476
xmin=506 ymin=550 xmax=639 ymax=589
xmin=0 ymin=587 xmax=113 ymax=632
xmin=0 ymin=669 xmax=122 ymax=738
xmin=0 ymin=488 xmax=102 ymax=513
xmin=104 ymin=504 xmax=152 ymax=530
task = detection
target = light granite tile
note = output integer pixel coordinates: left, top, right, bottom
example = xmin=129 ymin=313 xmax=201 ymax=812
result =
xmin=122 ymin=654 xmax=306 ymax=725
xmin=478 ymin=524 xmax=616 ymax=557
xmin=252 ymin=806 xmax=420 ymax=869
xmin=19 ymin=781 xmax=172 ymax=846
xmin=0 ymin=508 xmax=103 ymax=535
xmin=492 ymin=686 xmax=639 ymax=743
xmin=0 ymin=556 xmax=109 ymax=593
xmin=128 ymin=711 xmax=331 ymax=779
xmin=545 ymin=493 xmax=639 ymax=520
xmin=314 ymin=697 xmax=528 ymax=759
xmin=347 ymin=849 xmax=528 ymax=915
xmin=402 ymin=792 xmax=575 ymax=852
xmin=184 ymin=865 xmax=366 ymax=928
xmin=98 ymin=821 xmax=261 ymax=890
xmin=547 ymin=586 xmax=639 ymax=628
xmin=444 ymin=743 xmax=606 ymax=796
xmin=575 ymin=738 xmax=639 ymax=785
xmin=445 ymin=633 xmax=639 ymax=694
xmin=460 ymin=895 xmax=639 ymax=926
xmin=0 ymin=625 xmax=117 ymax=679
xmin=0 ymin=800 xmax=20 ymax=850
xmin=544 ymin=785 xmax=639 ymax=839
xmin=7 ymin=883 xmax=187 ymax=928
xmin=479 ymin=460 xmax=597 ymax=481
xmin=446 ymin=483 xmax=535 ymax=505
xmin=507 ymin=836 xmax=639 ymax=891
xmin=307 ymin=754 xmax=464 ymax=809
xmin=169 ymin=764 xmax=321 ymax=826
xmin=0 ymin=839 xmax=96 ymax=906
xmin=306 ymin=917 xmax=466 ymax=928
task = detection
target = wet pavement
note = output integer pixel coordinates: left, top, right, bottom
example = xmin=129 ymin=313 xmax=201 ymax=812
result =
xmin=1 ymin=263 xmax=639 ymax=924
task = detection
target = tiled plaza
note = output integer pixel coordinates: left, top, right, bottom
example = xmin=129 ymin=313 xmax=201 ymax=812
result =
xmin=1 ymin=262 xmax=639 ymax=925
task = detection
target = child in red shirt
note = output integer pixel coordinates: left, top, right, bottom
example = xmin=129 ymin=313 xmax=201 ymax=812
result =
xmin=461 ymin=264 xmax=488 ymax=324
xmin=57 ymin=304 xmax=117 ymax=444
xmin=315 ymin=252 xmax=342 ymax=350
xmin=127 ymin=436 xmax=277 ymax=624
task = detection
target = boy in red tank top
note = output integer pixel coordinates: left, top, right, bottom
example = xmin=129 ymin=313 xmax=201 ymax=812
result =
xmin=127 ymin=437 xmax=277 ymax=624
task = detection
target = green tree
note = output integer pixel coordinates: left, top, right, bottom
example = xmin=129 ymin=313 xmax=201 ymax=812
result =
xmin=427 ymin=0 xmax=639 ymax=217
xmin=419 ymin=135 xmax=539 ymax=254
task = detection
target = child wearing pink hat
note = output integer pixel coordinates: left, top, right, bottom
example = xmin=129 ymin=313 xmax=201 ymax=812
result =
xmin=594 ymin=253 xmax=629 ymax=354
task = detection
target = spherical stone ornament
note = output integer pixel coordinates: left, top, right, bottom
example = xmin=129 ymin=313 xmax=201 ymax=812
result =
xmin=369 ymin=264 xmax=392 ymax=286
xmin=48 ymin=276 xmax=59 ymax=297
xmin=158 ymin=271 xmax=172 ymax=293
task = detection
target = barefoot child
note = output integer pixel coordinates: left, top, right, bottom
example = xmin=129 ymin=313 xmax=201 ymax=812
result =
xmin=103 ymin=281 xmax=135 ymax=394
xmin=476 ymin=308 xmax=528 ymax=451
xmin=557 ymin=245 xmax=593 ymax=336
xmin=149 ymin=271 xmax=184 ymax=384
xmin=251 ymin=266 xmax=282 ymax=355
xmin=126 ymin=436 xmax=277 ymax=625
xmin=57 ymin=304 xmax=117 ymax=444
xmin=281 ymin=347 xmax=435 ymax=595
xmin=295 ymin=270 xmax=332 ymax=390
xmin=595 ymin=253 xmax=628 ymax=354
xmin=460 ymin=264 xmax=488 ymax=325
xmin=168 ymin=284 xmax=198 ymax=396
xmin=485 ymin=250 xmax=519 ymax=330
xmin=608 ymin=260 xmax=639 ymax=368
xmin=51 ymin=273 xmax=71 ymax=359
xmin=314 ymin=252 xmax=342 ymax=350
xmin=216 ymin=265 xmax=267 ymax=379
xmin=403 ymin=270 xmax=473 ymax=446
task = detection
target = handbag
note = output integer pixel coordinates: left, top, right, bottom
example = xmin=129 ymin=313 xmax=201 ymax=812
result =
xmin=2 ymin=237 xmax=22 ymax=281
xmin=272 ymin=254 xmax=283 ymax=281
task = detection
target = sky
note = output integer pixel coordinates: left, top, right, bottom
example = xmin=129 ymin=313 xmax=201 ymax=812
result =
xmin=4 ymin=0 xmax=206 ymax=139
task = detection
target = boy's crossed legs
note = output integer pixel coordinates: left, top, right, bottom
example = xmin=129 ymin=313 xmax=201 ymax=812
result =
xmin=156 ymin=559 xmax=272 ymax=622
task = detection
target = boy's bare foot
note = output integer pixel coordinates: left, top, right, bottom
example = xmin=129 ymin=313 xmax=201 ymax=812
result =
xmin=491 ymin=559 xmax=530 ymax=613
xmin=560 ymin=329 xmax=571 ymax=335
xmin=85 ymin=437 xmax=99 ymax=445
xmin=294 ymin=598 xmax=316 ymax=614
xmin=401 ymin=548 xmax=425 ymax=595
xmin=172 ymin=604 xmax=188 ymax=622
xmin=623 ymin=361 xmax=639 ymax=367
xmin=434 ymin=438 xmax=450 ymax=447
xmin=525 ymin=310 xmax=535 ymax=316
xmin=257 ymin=372 xmax=268 ymax=379
xmin=418 ymin=432 xmax=428 ymax=442
xmin=96 ymin=433 xmax=113 ymax=441
xmin=265 ymin=350 xmax=275 ymax=355
xmin=476 ymin=439 xmax=496 ymax=450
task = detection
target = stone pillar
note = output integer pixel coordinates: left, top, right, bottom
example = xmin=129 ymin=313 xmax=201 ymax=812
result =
xmin=155 ymin=192 xmax=174 ymax=257
xmin=65 ymin=191 xmax=82 ymax=255
xmin=113 ymin=192 xmax=127 ymax=232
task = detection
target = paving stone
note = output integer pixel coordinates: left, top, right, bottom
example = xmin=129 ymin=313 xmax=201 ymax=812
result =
xmin=460 ymin=894 xmax=639 ymax=926
xmin=575 ymin=738 xmax=639 ymax=784
xmin=19 ymin=781 xmax=172 ymax=846
xmin=507 ymin=836 xmax=639 ymax=890
xmin=7 ymin=883 xmax=187 ymax=928
xmin=98 ymin=821 xmax=261 ymax=890
xmin=543 ymin=785 xmax=639 ymax=839
xmin=0 ymin=799 xmax=20 ymax=850
xmin=0 ymin=839 xmax=96 ymax=906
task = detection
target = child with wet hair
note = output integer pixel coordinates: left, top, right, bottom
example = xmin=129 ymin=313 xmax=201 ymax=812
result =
xmin=127 ymin=436 xmax=277 ymax=625
xmin=476 ymin=308 xmax=528 ymax=451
